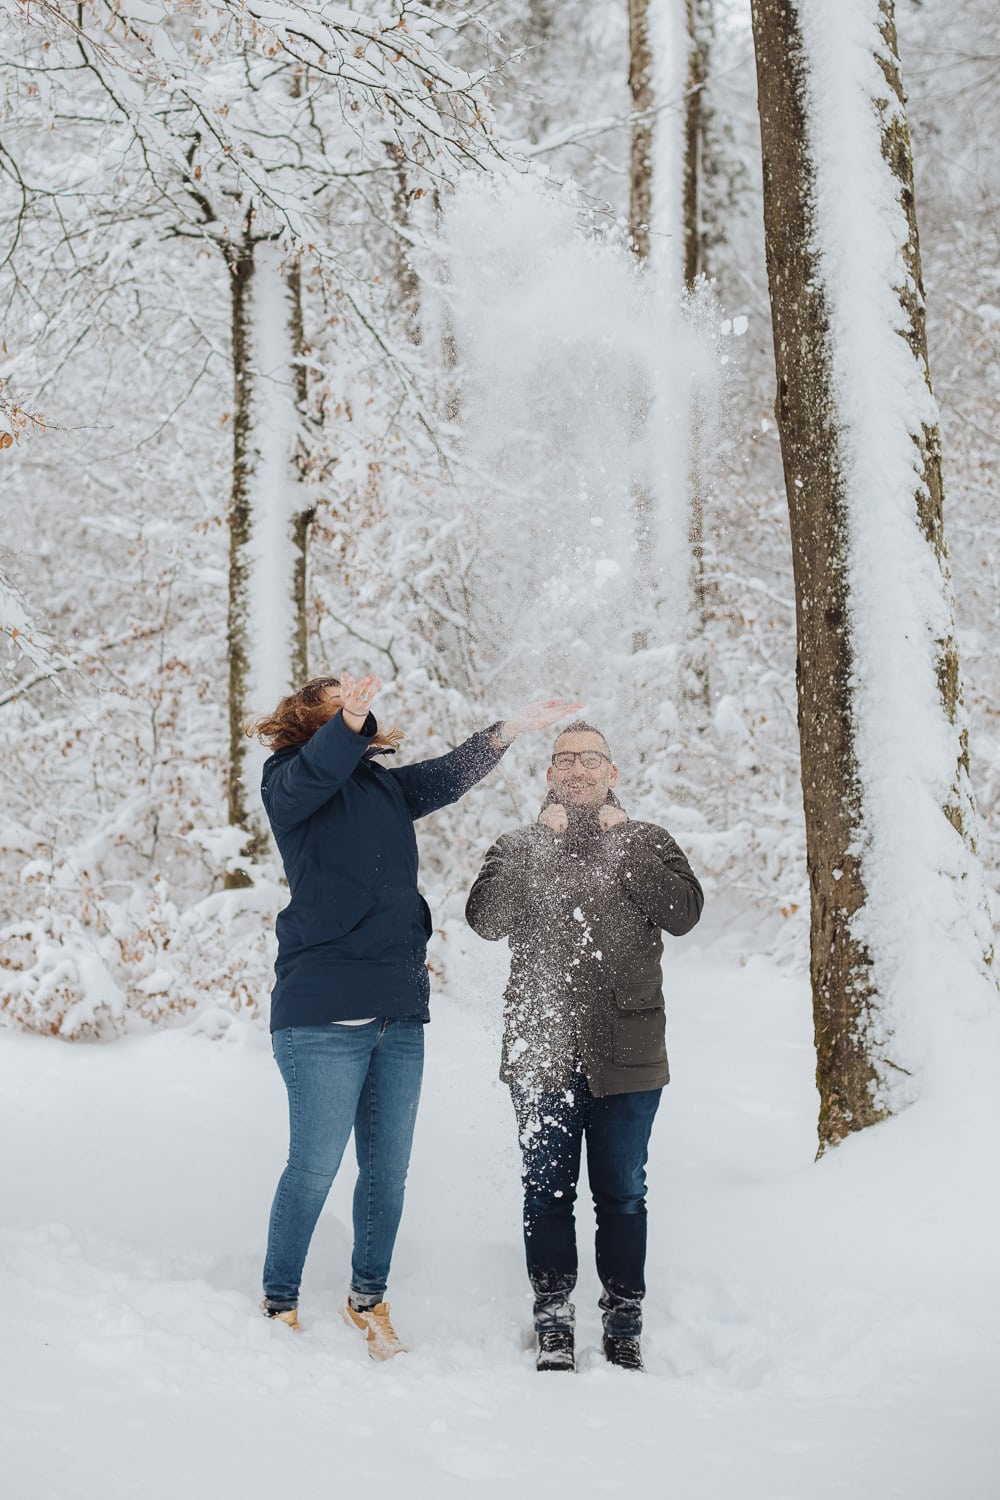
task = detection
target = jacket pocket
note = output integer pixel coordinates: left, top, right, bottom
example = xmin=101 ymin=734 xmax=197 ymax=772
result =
xmin=612 ymin=981 xmax=663 ymax=1012
xmin=610 ymin=987 xmax=667 ymax=1066
xmin=292 ymin=881 xmax=375 ymax=947
xmin=325 ymin=888 xmax=377 ymax=941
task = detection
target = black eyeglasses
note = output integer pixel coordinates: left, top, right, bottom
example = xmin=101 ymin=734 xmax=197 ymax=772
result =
xmin=551 ymin=751 xmax=611 ymax=770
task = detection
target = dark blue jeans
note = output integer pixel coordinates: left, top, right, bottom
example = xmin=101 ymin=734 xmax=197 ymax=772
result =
xmin=511 ymin=1074 xmax=661 ymax=1338
xmin=262 ymin=1019 xmax=424 ymax=1310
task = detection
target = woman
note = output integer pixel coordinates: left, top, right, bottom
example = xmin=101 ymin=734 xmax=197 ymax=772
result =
xmin=249 ymin=671 xmax=579 ymax=1359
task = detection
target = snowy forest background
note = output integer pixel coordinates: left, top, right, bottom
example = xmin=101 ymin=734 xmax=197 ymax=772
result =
xmin=4 ymin=8 xmax=999 ymax=1489
xmin=2 ymin=0 xmax=999 ymax=1074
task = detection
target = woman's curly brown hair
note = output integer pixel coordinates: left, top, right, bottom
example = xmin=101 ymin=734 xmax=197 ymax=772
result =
xmin=245 ymin=676 xmax=404 ymax=753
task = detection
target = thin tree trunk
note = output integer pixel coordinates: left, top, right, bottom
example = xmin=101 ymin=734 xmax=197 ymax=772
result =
xmin=628 ymin=0 xmax=709 ymax=696
xmin=226 ymin=230 xmax=312 ymax=887
xmin=628 ymin=0 xmax=691 ymax=657
xmin=750 ymin=0 xmax=993 ymax=1151
xmin=684 ymin=0 xmax=713 ymax=714
xmin=683 ymin=0 xmax=709 ymax=286
xmin=628 ymin=0 xmax=654 ymax=261
xmin=627 ymin=0 xmax=654 ymax=654
xmin=386 ymin=141 xmax=422 ymax=347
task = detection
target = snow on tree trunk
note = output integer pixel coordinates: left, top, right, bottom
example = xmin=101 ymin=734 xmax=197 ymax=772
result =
xmin=227 ymin=232 xmax=311 ymax=886
xmin=627 ymin=0 xmax=690 ymax=278
xmin=750 ymin=0 xmax=995 ymax=1151
xmin=628 ymin=0 xmax=713 ymax=703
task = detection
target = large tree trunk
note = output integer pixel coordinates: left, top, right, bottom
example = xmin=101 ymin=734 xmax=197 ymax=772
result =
xmin=750 ymin=0 xmax=994 ymax=1151
xmin=226 ymin=230 xmax=313 ymax=886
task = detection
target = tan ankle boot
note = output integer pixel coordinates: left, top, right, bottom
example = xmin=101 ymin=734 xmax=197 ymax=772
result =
xmin=339 ymin=1300 xmax=407 ymax=1361
xmin=262 ymin=1303 xmax=300 ymax=1331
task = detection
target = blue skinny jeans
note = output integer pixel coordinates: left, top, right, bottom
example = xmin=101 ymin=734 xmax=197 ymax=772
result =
xmin=262 ymin=1019 xmax=424 ymax=1310
xmin=511 ymin=1074 xmax=661 ymax=1338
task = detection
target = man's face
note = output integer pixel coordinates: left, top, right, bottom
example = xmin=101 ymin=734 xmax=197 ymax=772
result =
xmin=546 ymin=730 xmax=618 ymax=808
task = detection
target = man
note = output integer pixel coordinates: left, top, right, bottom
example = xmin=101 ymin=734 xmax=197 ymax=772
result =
xmin=465 ymin=720 xmax=703 ymax=1374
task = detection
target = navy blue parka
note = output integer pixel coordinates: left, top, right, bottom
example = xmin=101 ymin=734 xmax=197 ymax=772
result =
xmin=261 ymin=709 xmax=507 ymax=1031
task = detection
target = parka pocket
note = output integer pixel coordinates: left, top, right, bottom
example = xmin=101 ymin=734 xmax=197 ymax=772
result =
xmin=611 ymin=1007 xmax=667 ymax=1066
xmin=324 ymin=889 xmax=376 ymax=941
xmin=294 ymin=882 xmax=375 ymax=947
xmin=610 ymin=986 xmax=666 ymax=1065
xmin=612 ymin=981 xmax=663 ymax=1012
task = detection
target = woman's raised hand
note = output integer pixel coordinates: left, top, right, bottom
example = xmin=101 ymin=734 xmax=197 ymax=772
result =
xmin=339 ymin=672 xmax=382 ymax=728
xmin=499 ymin=697 xmax=584 ymax=741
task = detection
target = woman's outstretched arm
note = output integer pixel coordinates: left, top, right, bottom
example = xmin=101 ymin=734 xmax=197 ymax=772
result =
xmin=391 ymin=698 xmax=582 ymax=821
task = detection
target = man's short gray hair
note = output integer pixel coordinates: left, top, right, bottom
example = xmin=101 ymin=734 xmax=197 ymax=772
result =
xmin=553 ymin=720 xmax=610 ymax=754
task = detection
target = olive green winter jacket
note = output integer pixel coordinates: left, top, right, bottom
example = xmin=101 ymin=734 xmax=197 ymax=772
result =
xmin=465 ymin=806 xmax=703 ymax=1097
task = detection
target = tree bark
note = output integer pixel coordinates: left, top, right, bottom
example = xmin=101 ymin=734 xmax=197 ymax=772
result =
xmin=752 ymin=0 xmax=878 ymax=1147
xmin=386 ymin=140 xmax=422 ymax=347
xmin=627 ymin=0 xmax=654 ymax=655
xmin=750 ymin=0 xmax=993 ymax=1151
xmin=684 ymin=0 xmax=713 ymax=713
xmin=628 ymin=0 xmax=655 ymax=261
xmin=683 ymin=0 xmax=710 ymax=286
xmin=628 ymin=0 xmax=712 ymax=701
xmin=627 ymin=0 xmax=686 ymax=657
xmin=226 ymin=229 xmax=312 ymax=886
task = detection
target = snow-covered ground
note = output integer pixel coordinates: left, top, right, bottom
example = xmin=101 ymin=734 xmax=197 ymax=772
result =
xmin=3 ymin=922 xmax=998 ymax=1499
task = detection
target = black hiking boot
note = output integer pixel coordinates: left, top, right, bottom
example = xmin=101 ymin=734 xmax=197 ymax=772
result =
xmin=602 ymin=1333 xmax=643 ymax=1371
xmin=536 ymin=1328 xmax=576 ymax=1372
